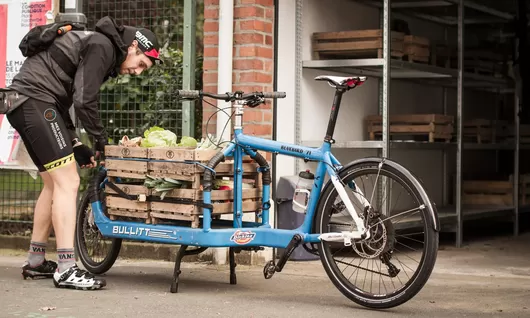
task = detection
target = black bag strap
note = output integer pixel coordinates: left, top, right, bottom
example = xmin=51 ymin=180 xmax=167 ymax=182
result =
xmin=48 ymin=44 xmax=77 ymax=79
xmin=105 ymin=182 xmax=136 ymax=200
xmin=106 ymin=182 xmax=214 ymax=210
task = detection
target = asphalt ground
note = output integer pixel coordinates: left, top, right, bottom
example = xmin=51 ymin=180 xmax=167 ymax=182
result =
xmin=0 ymin=230 xmax=529 ymax=318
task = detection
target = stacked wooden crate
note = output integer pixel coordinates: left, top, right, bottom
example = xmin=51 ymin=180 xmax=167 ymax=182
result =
xmin=311 ymin=29 xmax=431 ymax=64
xmin=104 ymin=145 xmax=263 ymax=228
xmin=403 ymin=35 xmax=430 ymax=63
xmin=104 ymin=146 xmax=152 ymax=223
xmin=365 ymin=114 xmax=454 ymax=143
xmin=430 ymin=46 xmax=508 ymax=77
xmin=464 ymin=49 xmax=507 ymax=77
xmin=311 ymin=29 xmax=405 ymax=60
xmin=461 ymin=174 xmax=530 ymax=206
xmin=462 ymin=119 xmax=508 ymax=144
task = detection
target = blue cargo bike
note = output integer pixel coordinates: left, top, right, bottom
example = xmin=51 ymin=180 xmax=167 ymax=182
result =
xmin=75 ymin=75 xmax=439 ymax=309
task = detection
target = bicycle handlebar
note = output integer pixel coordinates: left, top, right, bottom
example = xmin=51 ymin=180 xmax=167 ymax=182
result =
xmin=176 ymin=89 xmax=286 ymax=102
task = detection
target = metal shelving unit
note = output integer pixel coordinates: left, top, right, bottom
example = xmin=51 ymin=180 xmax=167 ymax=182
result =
xmin=297 ymin=0 xmax=526 ymax=247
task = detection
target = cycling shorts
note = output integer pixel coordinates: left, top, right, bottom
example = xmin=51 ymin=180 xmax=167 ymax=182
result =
xmin=6 ymin=97 xmax=74 ymax=172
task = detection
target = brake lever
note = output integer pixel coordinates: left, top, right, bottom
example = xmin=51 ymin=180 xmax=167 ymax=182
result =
xmin=246 ymin=96 xmax=265 ymax=108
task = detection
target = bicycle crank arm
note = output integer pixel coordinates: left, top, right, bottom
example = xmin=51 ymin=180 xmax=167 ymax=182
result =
xmin=318 ymin=231 xmax=365 ymax=246
xmin=263 ymin=234 xmax=302 ymax=279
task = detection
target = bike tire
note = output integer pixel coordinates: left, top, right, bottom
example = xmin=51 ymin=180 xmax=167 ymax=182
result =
xmin=315 ymin=159 xmax=439 ymax=309
xmin=75 ymin=171 xmax=122 ymax=275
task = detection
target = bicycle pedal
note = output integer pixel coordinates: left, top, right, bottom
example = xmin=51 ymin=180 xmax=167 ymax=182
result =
xmin=263 ymin=260 xmax=276 ymax=279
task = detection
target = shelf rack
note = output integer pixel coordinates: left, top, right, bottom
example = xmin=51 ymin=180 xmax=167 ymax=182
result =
xmin=296 ymin=0 xmax=526 ymax=247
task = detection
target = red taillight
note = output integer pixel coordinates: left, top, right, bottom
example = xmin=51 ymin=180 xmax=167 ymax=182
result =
xmin=346 ymin=78 xmax=365 ymax=88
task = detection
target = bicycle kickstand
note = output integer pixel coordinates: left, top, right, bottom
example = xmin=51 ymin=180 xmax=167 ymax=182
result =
xmin=263 ymin=234 xmax=302 ymax=279
xmin=170 ymin=244 xmax=188 ymax=293
xmin=229 ymin=247 xmax=237 ymax=285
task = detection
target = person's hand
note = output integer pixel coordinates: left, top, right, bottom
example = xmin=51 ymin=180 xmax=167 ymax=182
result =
xmin=73 ymin=142 xmax=96 ymax=169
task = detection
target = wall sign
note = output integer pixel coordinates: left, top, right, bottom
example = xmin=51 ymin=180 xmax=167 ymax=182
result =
xmin=0 ymin=0 xmax=51 ymax=172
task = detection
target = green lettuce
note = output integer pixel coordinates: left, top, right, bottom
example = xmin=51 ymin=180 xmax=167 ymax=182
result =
xmin=178 ymin=136 xmax=198 ymax=148
xmin=140 ymin=126 xmax=178 ymax=147
xmin=143 ymin=126 xmax=165 ymax=138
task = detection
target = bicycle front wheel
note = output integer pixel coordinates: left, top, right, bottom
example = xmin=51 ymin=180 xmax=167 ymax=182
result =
xmin=315 ymin=159 xmax=439 ymax=309
xmin=75 ymin=170 xmax=122 ymax=274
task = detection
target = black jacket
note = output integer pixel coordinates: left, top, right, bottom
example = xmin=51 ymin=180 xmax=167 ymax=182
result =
xmin=8 ymin=16 xmax=136 ymax=143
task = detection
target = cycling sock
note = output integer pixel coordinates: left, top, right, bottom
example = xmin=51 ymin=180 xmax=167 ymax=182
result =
xmin=27 ymin=241 xmax=47 ymax=267
xmin=57 ymin=248 xmax=76 ymax=273
xmin=28 ymin=241 xmax=47 ymax=267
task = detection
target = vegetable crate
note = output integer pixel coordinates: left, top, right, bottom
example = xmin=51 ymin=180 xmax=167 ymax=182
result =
xmin=311 ymin=29 xmax=404 ymax=60
xmin=365 ymin=114 xmax=454 ymax=143
xmin=104 ymin=145 xmax=263 ymax=228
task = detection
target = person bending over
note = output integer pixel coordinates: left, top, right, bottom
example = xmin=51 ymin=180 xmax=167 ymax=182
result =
xmin=5 ymin=16 xmax=162 ymax=290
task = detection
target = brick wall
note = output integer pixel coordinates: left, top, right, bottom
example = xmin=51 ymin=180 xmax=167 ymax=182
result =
xmin=202 ymin=0 xmax=275 ymax=145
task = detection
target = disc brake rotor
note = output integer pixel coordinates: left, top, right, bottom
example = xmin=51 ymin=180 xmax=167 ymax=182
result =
xmin=352 ymin=217 xmax=387 ymax=259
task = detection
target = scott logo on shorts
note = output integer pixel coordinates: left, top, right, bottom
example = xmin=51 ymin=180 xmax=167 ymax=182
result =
xmin=43 ymin=154 xmax=74 ymax=172
xmin=230 ymin=230 xmax=256 ymax=245
xmin=43 ymin=108 xmax=56 ymax=122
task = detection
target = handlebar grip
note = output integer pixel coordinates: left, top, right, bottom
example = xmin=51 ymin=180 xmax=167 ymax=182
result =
xmin=177 ymin=90 xmax=201 ymax=98
xmin=262 ymin=92 xmax=286 ymax=99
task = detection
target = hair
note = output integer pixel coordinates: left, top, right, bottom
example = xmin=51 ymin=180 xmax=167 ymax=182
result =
xmin=136 ymin=48 xmax=143 ymax=55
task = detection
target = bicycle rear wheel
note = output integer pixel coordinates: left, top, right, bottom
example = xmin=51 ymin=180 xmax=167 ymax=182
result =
xmin=75 ymin=170 xmax=122 ymax=274
xmin=315 ymin=159 xmax=438 ymax=309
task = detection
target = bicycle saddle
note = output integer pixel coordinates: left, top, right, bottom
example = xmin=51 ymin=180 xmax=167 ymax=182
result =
xmin=315 ymin=75 xmax=367 ymax=89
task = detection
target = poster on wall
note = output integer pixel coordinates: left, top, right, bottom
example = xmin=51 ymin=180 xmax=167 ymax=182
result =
xmin=0 ymin=0 xmax=51 ymax=173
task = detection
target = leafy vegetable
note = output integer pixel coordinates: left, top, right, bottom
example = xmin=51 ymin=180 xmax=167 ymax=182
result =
xmin=197 ymin=134 xmax=222 ymax=150
xmin=140 ymin=126 xmax=178 ymax=148
xmin=144 ymin=175 xmax=190 ymax=200
xmin=143 ymin=126 xmax=165 ymax=138
xmin=178 ymin=136 xmax=198 ymax=148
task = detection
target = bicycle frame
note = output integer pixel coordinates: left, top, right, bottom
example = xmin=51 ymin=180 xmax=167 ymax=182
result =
xmin=90 ymin=83 xmax=371 ymax=249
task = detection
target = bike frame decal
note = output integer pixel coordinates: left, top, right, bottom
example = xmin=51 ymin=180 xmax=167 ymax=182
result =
xmin=230 ymin=230 xmax=256 ymax=245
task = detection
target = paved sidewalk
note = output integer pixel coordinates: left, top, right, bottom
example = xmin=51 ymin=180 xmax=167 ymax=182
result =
xmin=0 ymin=233 xmax=529 ymax=318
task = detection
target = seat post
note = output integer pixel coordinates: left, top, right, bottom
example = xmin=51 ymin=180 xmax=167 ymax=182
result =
xmin=324 ymin=88 xmax=345 ymax=143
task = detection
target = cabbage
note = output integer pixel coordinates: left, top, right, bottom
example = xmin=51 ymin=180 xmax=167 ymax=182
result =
xmin=143 ymin=126 xmax=165 ymax=138
xmin=140 ymin=126 xmax=177 ymax=147
xmin=178 ymin=136 xmax=198 ymax=148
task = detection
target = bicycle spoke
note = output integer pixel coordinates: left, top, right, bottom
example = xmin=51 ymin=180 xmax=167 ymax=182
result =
xmin=369 ymin=206 xmax=423 ymax=230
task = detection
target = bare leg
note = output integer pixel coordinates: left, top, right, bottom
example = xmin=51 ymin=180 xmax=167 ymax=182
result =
xmin=30 ymin=172 xmax=54 ymax=243
xmin=48 ymin=159 xmax=106 ymax=290
xmin=48 ymin=161 xmax=79 ymax=250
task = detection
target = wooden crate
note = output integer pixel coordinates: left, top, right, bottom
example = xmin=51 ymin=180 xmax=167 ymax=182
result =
xmin=366 ymin=114 xmax=454 ymax=142
xmin=430 ymin=46 xmax=507 ymax=76
xmin=147 ymin=147 xmax=259 ymax=187
xmin=462 ymin=174 xmax=530 ymax=206
xmin=150 ymin=186 xmax=262 ymax=226
xmin=105 ymin=183 xmax=152 ymax=223
xmin=403 ymin=35 xmax=430 ymax=63
xmin=462 ymin=119 xmax=508 ymax=144
xmin=104 ymin=145 xmax=151 ymax=222
xmin=463 ymin=50 xmax=507 ymax=77
xmin=104 ymin=145 xmax=264 ymax=228
xmin=105 ymin=145 xmax=149 ymax=180
xmin=311 ymin=29 xmax=404 ymax=60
